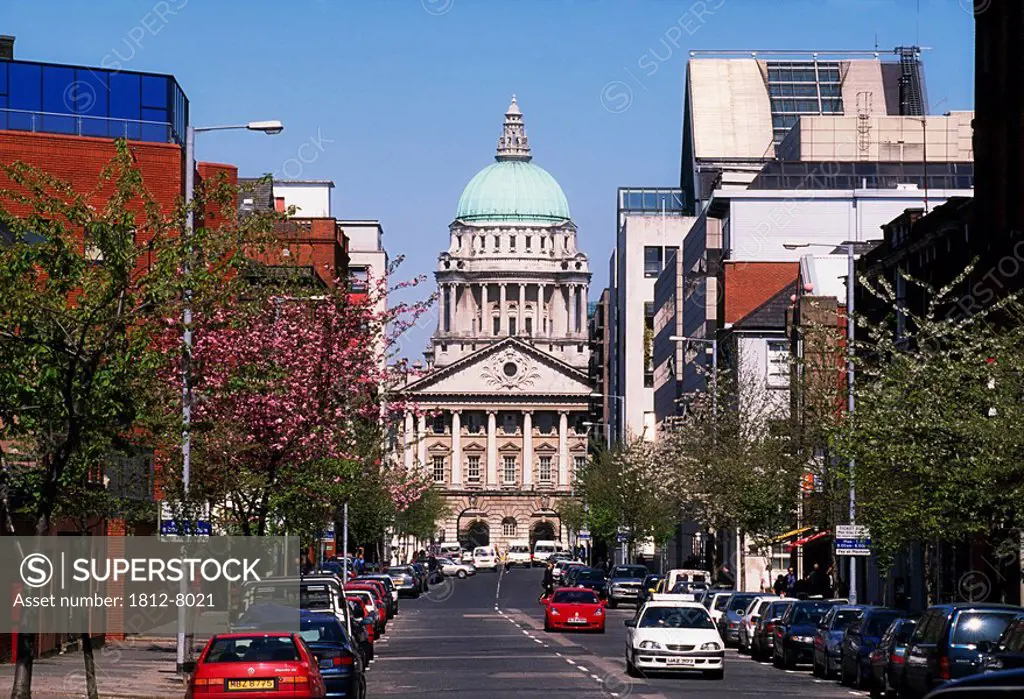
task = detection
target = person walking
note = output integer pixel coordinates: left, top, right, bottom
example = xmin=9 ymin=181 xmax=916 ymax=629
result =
xmin=540 ymin=562 xmax=554 ymax=601
xmin=773 ymin=573 xmax=787 ymax=596
xmin=785 ymin=567 xmax=797 ymax=596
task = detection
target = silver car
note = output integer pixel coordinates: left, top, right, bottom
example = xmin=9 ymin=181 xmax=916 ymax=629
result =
xmin=437 ymin=556 xmax=476 ymax=579
xmin=387 ymin=565 xmax=421 ymax=597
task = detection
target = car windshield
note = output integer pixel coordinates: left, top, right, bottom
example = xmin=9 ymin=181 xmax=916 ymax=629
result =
xmin=767 ymin=602 xmax=791 ymax=619
xmin=831 ymin=609 xmax=862 ymax=630
xmin=553 ymin=590 xmax=598 ymax=604
xmin=299 ymin=586 xmax=333 ymax=610
xmin=672 ymin=582 xmax=706 ymax=593
xmin=728 ymin=595 xmax=757 ymax=612
xmin=714 ymin=595 xmax=731 ymax=611
xmin=793 ymin=605 xmax=831 ymax=625
xmin=205 ymin=636 xmax=298 ymax=663
xmin=390 ymin=567 xmax=412 ymax=574
xmin=865 ymin=613 xmax=902 ymax=637
xmin=639 ymin=606 xmax=715 ymax=629
xmin=299 ymin=617 xmax=345 ymax=643
xmin=753 ymin=600 xmax=774 ymax=616
xmin=952 ymin=611 xmax=1018 ymax=646
xmin=612 ymin=566 xmax=647 ymax=578
xmin=895 ymin=620 xmax=917 ymax=644
xmin=579 ymin=570 xmax=607 ymax=581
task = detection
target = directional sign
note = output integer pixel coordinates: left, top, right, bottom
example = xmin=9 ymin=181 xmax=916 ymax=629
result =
xmin=159 ymin=501 xmax=211 ymax=538
xmin=577 ymin=533 xmax=591 ymax=542
xmin=835 ymin=525 xmax=870 ymax=556
xmin=617 ymin=532 xmax=629 ymax=544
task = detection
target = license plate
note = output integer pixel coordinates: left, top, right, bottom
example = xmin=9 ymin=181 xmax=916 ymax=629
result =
xmin=665 ymin=657 xmax=695 ymax=666
xmin=226 ymin=678 xmax=276 ymax=690
xmin=568 ymin=617 xmax=588 ymax=624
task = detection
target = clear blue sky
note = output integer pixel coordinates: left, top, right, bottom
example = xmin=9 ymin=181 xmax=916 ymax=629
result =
xmin=1 ymin=0 xmax=975 ymax=358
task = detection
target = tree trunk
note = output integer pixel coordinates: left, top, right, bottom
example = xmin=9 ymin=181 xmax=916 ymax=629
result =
xmin=10 ymin=633 xmax=34 ymax=699
xmin=81 ymin=633 xmax=99 ymax=699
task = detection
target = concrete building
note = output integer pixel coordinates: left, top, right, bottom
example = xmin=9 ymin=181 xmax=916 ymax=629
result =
xmin=680 ymin=47 xmax=929 ymax=211
xmin=587 ymin=289 xmax=611 ymax=445
xmin=340 ymin=219 xmax=388 ymax=306
xmin=272 ymin=179 xmax=333 ymax=218
xmin=608 ymin=188 xmax=694 ymax=442
xmin=400 ymin=97 xmax=593 ymax=550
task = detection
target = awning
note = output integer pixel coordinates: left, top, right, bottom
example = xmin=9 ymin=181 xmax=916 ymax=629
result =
xmin=788 ymin=530 xmax=832 ymax=552
xmin=771 ymin=526 xmax=812 ymax=543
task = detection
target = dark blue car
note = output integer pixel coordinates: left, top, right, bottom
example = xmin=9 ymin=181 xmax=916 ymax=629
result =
xmin=813 ymin=604 xmax=864 ymax=679
xmin=902 ymin=603 xmax=1020 ymax=698
xmin=773 ymin=599 xmax=838 ymax=669
xmin=300 ymin=612 xmax=367 ymax=699
xmin=838 ymin=606 xmax=904 ymax=688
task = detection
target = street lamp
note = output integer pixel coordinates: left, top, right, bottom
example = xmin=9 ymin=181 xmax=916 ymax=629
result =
xmin=783 ymin=239 xmax=857 ymax=604
xmin=179 ymin=119 xmax=283 ymax=673
xmin=590 ymin=392 xmax=624 ymax=448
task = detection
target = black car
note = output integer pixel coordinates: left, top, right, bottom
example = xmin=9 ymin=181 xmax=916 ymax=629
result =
xmin=607 ymin=565 xmax=648 ymax=609
xmin=574 ymin=568 xmax=609 ymax=599
xmin=635 ymin=574 xmax=663 ymax=610
xmin=562 ymin=564 xmax=589 ymax=587
xmin=752 ymin=599 xmax=793 ymax=661
xmin=903 ymin=603 xmax=1020 ymax=698
xmin=922 ymin=667 xmax=1024 ymax=697
xmin=773 ymin=599 xmax=838 ymax=669
xmin=979 ymin=612 xmax=1024 ymax=672
xmin=869 ymin=615 xmax=919 ymax=699
xmin=839 ymin=606 xmax=904 ymax=688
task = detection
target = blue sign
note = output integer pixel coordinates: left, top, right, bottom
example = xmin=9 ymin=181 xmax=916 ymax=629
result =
xmin=617 ymin=532 xmax=629 ymax=543
xmin=835 ymin=525 xmax=870 ymax=556
xmin=159 ymin=520 xmax=211 ymax=536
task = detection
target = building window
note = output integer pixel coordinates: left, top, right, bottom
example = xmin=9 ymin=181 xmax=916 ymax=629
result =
xmin=767 ymin=339 xmax=790 ymax=388
xmin=509 ymin=316 xmax=517 ymax=335
xmin=539 ymin=456 xmax=552 ymax=483
xmin=574 ymin=456 xmax=587 ymax=476
xmin=432 ymin=414 xmax=445 ymax=434
xmin=432 ymin=456 xmax=445 ymax=483
xmin=349 ymin=267 xmax=369 ymax=293
xmin=510 ymin=235 xmax=517 ymax=250
xmin=502 ymin=517 xmax=517 ymax=537
xmin=493 ymin=235 xmax=500 ymax=250
xmin=525 ymin=317 xmax=533 ymax=335
xmin=467 ymin=456 xmax=481 ymax=482
xmin=644 ymin=246 xmax=663 ymax=277
xmin=493 ymin=316 xmax=501 ymax=335
xmin=644 ymin=302 xmax=655 ymax=388
xmin=525 ymin=235 xmax=532 ymax=250
xmin=503 ymin=456 xmax=517 ymax=484
xmin=502 ymin=413 xmax=517 ymax=434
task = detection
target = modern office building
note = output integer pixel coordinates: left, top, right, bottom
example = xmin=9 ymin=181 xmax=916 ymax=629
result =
xmin=608 ymin=188 xmax=694 ymax=442
xmin=400 ymin=97 xmax=593 ymax=550
xmin=587 ymin=290 xmax=611 ymax=446
xmin=680 ymin=47 xmax=929 ymax=211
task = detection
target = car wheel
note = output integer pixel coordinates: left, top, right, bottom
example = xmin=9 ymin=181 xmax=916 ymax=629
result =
xmin=598 ymin=625 xmax=606 ymax=634
xmin=784 ymin=646 xmax=796 ymax=670
xmin=812 ymin=656 xmax=823 ymax=677
xmin=457 ymin=570 xmax=467 ymax=579
xmin=706 ymin=669 xmax=724 ymax=680
xmin=772 ymin=649 xmax=782 ymax=668
xmin=626 ymin=653 xmax=640 ymax=678
xmin=544 ymin=619 xmax=552 ymax=632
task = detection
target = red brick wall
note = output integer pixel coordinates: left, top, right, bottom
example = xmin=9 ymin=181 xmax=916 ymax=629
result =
xmin=196 ymin=161 xmax=238 ymax=230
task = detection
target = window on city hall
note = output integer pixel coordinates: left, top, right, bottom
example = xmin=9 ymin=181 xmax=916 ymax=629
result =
xmin=574 ymin=456 xmax=587 ymax=475
xmin=539 ymin=456 xmax=552 ymax=483
xmin=432 ymin=456 xmax=445 ymax=483
xmin=503 ymin=456 xmax=517 ymax=484
xmin=502 ymin=517 xmax=517 ymax=537
xmin=467 ymin=456 xmax=481 ymax=482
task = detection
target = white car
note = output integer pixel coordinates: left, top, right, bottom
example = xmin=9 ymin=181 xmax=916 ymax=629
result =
xmin=506 ymin=544 xmax=532 ymax=567
xmin=738 ymin=595 xmax=778 ymax=653
xmin=437 ymin=556 xmax=475 ymax=579
xmin=472 ymin=546 xmax=498 ymax=572
xmin=624 ymin=601 xmax=725 ymax=680
xmin=707 ymin=592 xmax=733 ymax=626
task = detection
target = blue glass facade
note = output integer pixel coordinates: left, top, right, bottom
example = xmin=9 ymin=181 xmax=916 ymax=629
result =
xmin=0 ymin=59 xmax=188 ymax=145
xmin=618 ymin=187 xmax=685 ymax=213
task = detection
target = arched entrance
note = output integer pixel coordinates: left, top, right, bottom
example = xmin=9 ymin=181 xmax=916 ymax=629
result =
xmin=530 ymin=521 xmax=556 ymax=547
xmin=464 ymin=519 xmax=490 ymax=548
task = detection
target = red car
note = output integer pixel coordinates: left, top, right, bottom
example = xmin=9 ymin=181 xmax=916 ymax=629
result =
xmin=347 ymin=584 xmax=388 ymax=628
xmin=186 ymin=632 xmax=326 ymax=698
xmin=542 ymin=587 xmax=607 ymax=633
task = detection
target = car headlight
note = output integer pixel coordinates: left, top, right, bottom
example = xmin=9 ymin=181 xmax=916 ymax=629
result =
xmin=550 ymin=608 xmax=560 ymax=615
xmin=639 ymin=640 xmax=661 ymax=650
xmin=794 ymin=635 xmax=814 ymax=644
xmin=595 ymin=608 xmax=603 ymax=616
xmin=701 ymin=642 xmax=722 ymax=651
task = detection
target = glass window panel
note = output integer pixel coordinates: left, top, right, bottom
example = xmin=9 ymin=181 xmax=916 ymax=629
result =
xmin=0 ymin=63 xmax=7 ymax=94
xmin=8 ymin=62 xmax=42 ymax=112
xmin=109 ymin=72 xmax=140 ymax=120
xmin=42 ymin=65 xmax=74 ymax=114
xmin=142 ymin=107 xmax=166 ymax=125
xmin=77 ymin=70 xmax=109 ymax=117
xmin=140 ymin=75 xmax=167 ymax=108
xmin=0 ymin=95 xmax=6 ymax=130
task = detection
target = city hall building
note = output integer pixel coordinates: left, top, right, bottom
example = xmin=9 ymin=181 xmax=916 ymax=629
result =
xmin=400 ymin=97 xmax=593 ymax=550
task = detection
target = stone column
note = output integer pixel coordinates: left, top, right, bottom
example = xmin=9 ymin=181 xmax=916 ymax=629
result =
xmin=522 ymin=410 xmax=533 ymax=486
xmin=568 ymin=284 xmax=577 ymax=335
xmin=558 ymin=411 xmax=569 ymax=486
xmin=451 ymin=410 xmax=462 ymax=486
xmin=481 ymin=283 xmax=489 ymax=336
xmin=417 ymin=414 xmax=427 ymax=469
xmin=486 ymin=410 xmax=498 ymax=486
xmin=535 ymin=284 xmax=543 ymax=337
xmin=404 ymin=411 xmax=414 ymax=471
xmin=518 ymin=283 xmax=526 ymax=335
xmin=437 ymin=283 xmax=446 ymax=334
xmin=499 ymin=283 xmax=508 ymax=336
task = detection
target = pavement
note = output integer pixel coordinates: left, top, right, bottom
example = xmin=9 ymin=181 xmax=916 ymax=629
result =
xmin=368 ymin=565 xmax=872 ymax=698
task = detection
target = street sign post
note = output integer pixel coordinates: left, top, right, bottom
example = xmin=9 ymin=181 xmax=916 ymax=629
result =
xmin=159 ymin=501 xmax=211 ymax=538
xmin=835 ymin=525 xmax=871 ymax=556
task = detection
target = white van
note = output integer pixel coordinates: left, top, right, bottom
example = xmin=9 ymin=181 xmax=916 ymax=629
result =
xmin=506 ymin=542 xmax=532 ymax=567
xmin=472 ymin=546 xmax=498 ymax=571
xmin=532 ymin=540 xmax=559 ymax=566
xmin=438 ymin=543 xmax=462 ymax=561
xmin=665 ymin=568 xmax=713 ymax=591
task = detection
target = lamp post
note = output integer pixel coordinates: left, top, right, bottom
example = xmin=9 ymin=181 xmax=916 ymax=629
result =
xmin=178 ymin=119 xmax=283 ymax=674
xmin=783 ymin=239 xmax=857 ymax=604
xmin=590 ymin=393 xmax=624 ymax=447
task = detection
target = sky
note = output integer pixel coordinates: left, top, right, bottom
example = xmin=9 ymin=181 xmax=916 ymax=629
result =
xmin=1 ymin=0 xmax=976 ymax=357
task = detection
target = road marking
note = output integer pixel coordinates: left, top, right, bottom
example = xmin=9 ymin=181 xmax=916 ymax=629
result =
xmin=565 ymin=658 xmax=576 ymax=665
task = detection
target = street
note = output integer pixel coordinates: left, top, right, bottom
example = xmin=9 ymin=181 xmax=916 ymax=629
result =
xmin=368 ymin=568 xmax=867 ymax=698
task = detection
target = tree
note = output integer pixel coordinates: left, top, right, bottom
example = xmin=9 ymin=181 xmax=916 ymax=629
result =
xmin=394 ymin=486 xmax=451 ymax=543
xmin=0 ymin=142 xmax=255 ymax=699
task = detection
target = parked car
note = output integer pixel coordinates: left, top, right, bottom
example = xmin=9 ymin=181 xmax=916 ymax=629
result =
xmin=839 ymin=606 xmax=904 ymax=688
xmin=574 ymin=567 xmax=610 ymax=599
xmin=562 ymin=563 xmax=590 ymax=587
xmin=922 ymin=667 xmax=1024 ymax=697
xmin=707 ymin=591 xmax=733 ymax=627
xmin=869 ymin=615 xmax=918 ymax=699
xmin=635 ymin=574 xmax=664 ymax=610
xmin=436 ymin=556 xmax=476 ymax=579
xmin=978 ymin=611 xmax=1024 ymax=673
xmin=438 ymin=542 xmax=462 ymax=561
xmin=506 ymin=543 xmax=533 ymax=567
xmin=352 ymin=577 xmax=398 ymax=619
xmin=551 ymin=558 xmax=581 ymax=583
xmin=532 ymin=539 xmax=560 ymax=565
xmin=409 ymin=562 xmax=430 ymax=592
xmin=773 ymin=599 xmax=838 ymax=669
xmin=345 ymin=596 xmax=376 ymax=660
xmin=543 ymin=587 xmax=606 ymax=633
xmin=624 ymin=601 xmax=725 ymax=680
xmin=719 ymin=593 xmax=759 ymax=647
xmin=185 ymin=631 xmax=328 ymax=699
xmin=738 ymin=595 xmax=778 ymax=654
xmin=752 ymin=599 xmax=793 ymax=661
xmin=608 ymin=565 xmax=648 ymax=609
xmin=902 ymin=603 xmax=1021 ymax=698
xmin=386 ymin=565 xmax=421 ymax=598
xmin=812 ymin=604 xmax=865 ymax=679
xmin=298 ymin=611 xmax=367 ymax=698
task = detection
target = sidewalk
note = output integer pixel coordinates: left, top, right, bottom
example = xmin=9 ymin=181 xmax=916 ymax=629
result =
xmin=0 ymin=638 xmax=186 ymax=699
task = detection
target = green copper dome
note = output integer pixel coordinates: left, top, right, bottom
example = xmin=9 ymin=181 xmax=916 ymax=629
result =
xmin=456 ymin=160 xmax=570 ymax=224
xmin=455 ymin=96 xmax=571 ymax=225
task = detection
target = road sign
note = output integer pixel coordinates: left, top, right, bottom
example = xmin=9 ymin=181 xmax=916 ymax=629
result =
xmin=577 ymin=532 xmax=591 ymax=541
xmin=617 ymin=532 xmax=629 ymax=543
xmin=835 ymin=525 xmax=870 ymax=556
xmin=159 ymin=501 xmax=211 ymax=537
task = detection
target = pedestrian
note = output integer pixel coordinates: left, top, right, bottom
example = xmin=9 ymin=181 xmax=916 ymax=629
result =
xmin=541 ymin=562 xmax=554 ymax=600
xmin=717 ymin=564 xmax=735 ymax=587
xmin=773 ymin=573 xmax=787 ymax=596
xmin=809 ymin=563 xmax=826 ymax=597
xmin=785 ymin=567 xmax=797 ymax=596
xmin=636 ymin=552 xmax=645 ymax=566
xmin=826 ymin=564 xmax=836 ymax=597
